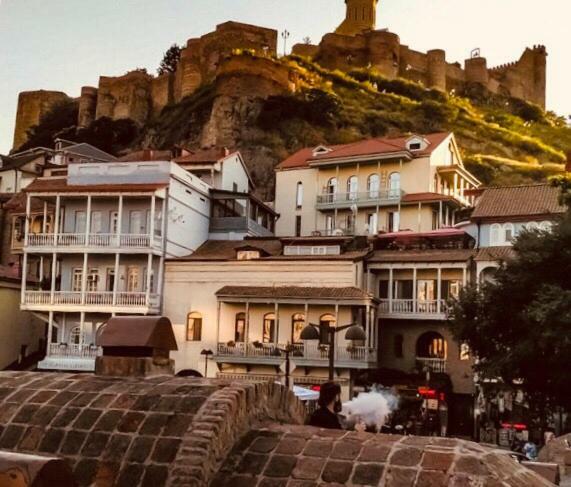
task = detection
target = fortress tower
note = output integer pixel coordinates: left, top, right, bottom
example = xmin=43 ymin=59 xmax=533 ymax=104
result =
xmin=335 ymin=0 xmax=378 ymax=36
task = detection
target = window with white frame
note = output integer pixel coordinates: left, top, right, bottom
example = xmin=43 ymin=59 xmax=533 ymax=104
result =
xmin=490 ymin=223 xmax=501 ymax=245
xmin=367 ymin=213 xmax=378 ymax=235
xmin=70 ymin=326 xmax=82 ymax=345
xmin=347 ymin=176 xmax=358 ymax=199
xmin=127 ymin=266 xmax=139 ymax=292
xmin=110 ymin=211 xmax=119 ymax=234
xmin=87 ymin=268 xmax=99 ymax=292
xmin=72 ymin=268 xmax=83 ymax=292
xmin=186 ymin=312 xmax=203 ymax=341
xmin=90 ymin=211 xmax=102 ymax=234
xmin=367 ymin=174 xmax=380 ymax=198
xmin=388 ymin=172 xmax=400 ymax=197
xmin=295 ymin=182 xmax=303 ymax=209
xmin=75 ymin=211 xmax=86 ymax=233
xmin=503 ymin=223 xmax=515 ymax=243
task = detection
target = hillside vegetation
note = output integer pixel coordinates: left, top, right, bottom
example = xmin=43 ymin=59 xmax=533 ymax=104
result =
xmin=21 ymin=52 xmax=571 ymax=196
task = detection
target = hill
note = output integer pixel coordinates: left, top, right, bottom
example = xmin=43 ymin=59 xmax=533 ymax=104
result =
xmin=20 ymin=52 xmax=571 ymax=199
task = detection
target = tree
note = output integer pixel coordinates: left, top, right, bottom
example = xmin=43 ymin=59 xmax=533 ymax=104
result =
xmin=448 ymin=179 xmax=571 ymax=426
xmin=157 ymin=44 xmax=181 ymax=75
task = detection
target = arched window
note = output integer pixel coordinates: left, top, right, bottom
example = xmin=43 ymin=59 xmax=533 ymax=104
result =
xmin=186 ymin=312 xmax=202 ymax=341
xmin=295 ymin=182 xmax=303 ymax=209
xmin=347 ymin=176 xmax=358 ymax=200
xmin=394 ymin=334 xmax=404 ymax=358
xmin=263 ymin=313 xmax=276 ymax=343
xmin=367 ymin=174 xmax=380 ymax=198
xmin=503 ymin=223 xmax=515 ymax=243
xmin=388 ymin=172 xmax=400 ymax=197
xmin=416 ymin=331 xmax=447 ymax=359
xmin=70 ymin=326 xmax=82 ymax=345
xmin=319 ymin=314 xmax=336 ymax=344
xmin=235 ymin=313 xmax=246 ymax=343
xmin=292 ymin=313 xmax=305 ymax=344
xmin=490 ymin=223 xmax=501 ymax=245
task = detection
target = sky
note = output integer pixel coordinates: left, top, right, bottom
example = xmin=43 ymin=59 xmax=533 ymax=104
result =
xmin=0 ymin=0 xmax=570 ymax=154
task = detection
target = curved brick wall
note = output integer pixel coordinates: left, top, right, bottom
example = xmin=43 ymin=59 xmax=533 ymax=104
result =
xmin=0 ymin=371 xmax=304 ymax=487
xmin=213 ymin=424 xmax=555 ymax=486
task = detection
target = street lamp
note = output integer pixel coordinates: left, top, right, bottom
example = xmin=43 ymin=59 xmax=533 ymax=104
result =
xmin=281 ymin=29 xmax=290 ymax=56
xmin=275 ymin=343 xmax=295 ymax=389
xmin=300 ymin=322 xmax=367 ymax=380
xmin=200 ymin=349 xmax=213 ymax=377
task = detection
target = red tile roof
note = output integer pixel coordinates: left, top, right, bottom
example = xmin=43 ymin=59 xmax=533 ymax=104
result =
xmin=401 ymin=192 xmax=457 ymax=204
xmin=471 ymin=184 xmax=566 ymax=220
xmin=174 ymin=147 xmax=235 ymax=165
xmin=368 ymin=248 xmax=474 ymax=263
xmin=215 ymin=285 xmax=374 ymax=301
xmin=277 ymin=133 xmax=451 ymax=170
xmin=24 ymin=177 xmax=166 ymax=194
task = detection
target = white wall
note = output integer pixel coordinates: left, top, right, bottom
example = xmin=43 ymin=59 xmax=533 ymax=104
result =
xmin=220 ymin=154 xmax=249 ymax=193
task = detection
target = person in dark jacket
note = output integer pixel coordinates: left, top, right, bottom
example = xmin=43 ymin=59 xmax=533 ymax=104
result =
xmin=308 ymin=382 xmax=343 ymax=429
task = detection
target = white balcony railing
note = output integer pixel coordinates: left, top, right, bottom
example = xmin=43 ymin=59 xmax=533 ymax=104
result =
xmin=416 ymin=357 xmax=447 ymax=373
xmin=316 ymin=190 xmax=403 ymax=208
xmin=216 ymin=342 xmax=376 ymax=363
xmin=379 ymin=299 xmax=448 ymax=315
xmin=26 ymin=233 xmax=162 ymax=250
xmin=48 ymin=343 xmax=101 ymax=359
xmin=23 ymin=291 xmax=159 ymax=309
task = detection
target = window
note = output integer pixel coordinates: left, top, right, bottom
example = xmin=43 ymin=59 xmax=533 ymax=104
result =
xmin=75 ymin=211 xmax=86 ymax=233
xmin=295 ymin=215 xmax=302 ymax=237
xmin=503 ymin=223 xmax=515 ymax=243
xmin=263 ymin=313 xmax=276 ymax=343
xmin=106 ymin=268 xmax=115 ymax=292
xmin=129 ymin=210 xmax=142 ymax=235
xmin=90 ymin=211 xmax=102 ymax=234
xmin=460 ymin=343 xmax=470 ymax=361
xmin=388 ymin=172 xmax=401 ymax=197
xmin=409 ymin=142 xmax=421 ymax=150
xmin=295 ymin=182 xmax=303 ymax=209
xmin=417 ymin=280 xmax=435 ymax=301
xmin=432 ymin=210 xmax=439 ymax=230
xmin=319 ymin=314 xmax=336 ymax=344
xmin=347 ymin=176 xmax=358 ymax=200
xmin=70 ymin=326 xmax=82 ymax=345
xmin=378 ymin=280 xmax=389 ymax=299
xmin=87 ymin=269 xmax=99 ymax=292
xmin=110 ymin=211 xmax=119 ymax=234
xmin=394 ymin=334 xmax=404 ymax=358
xmin=127 ymin=266 xmax=139 ymax=292
xmin=186 ymin=312 xmax=203 ymax=341
xmin=416 ymin=331 xmax=447 ymax=359
xmin=367 ymin=213 xmax=378 ymax=235
xmin=490 ymin=223 xmax=501 ymax=245
xmin=292 ymin=313 xmax=305 ymax=344
xmin=235 ymin=313 xmax=246 ymax=342
xmin=326 ymin=178 xmax=337 ymax=201
xmin=72 ymin=268 xmax=83 ymax=292
xmin=388 ymin=211 xmax=400 ymax=232
xmin=325 ymin=215 xmax=334 ymax=234
xmin=367 ymin=174 xmax=380 ymax=198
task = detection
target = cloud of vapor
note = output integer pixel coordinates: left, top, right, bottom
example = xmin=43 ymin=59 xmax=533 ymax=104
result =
xmin=342 ymin=388 xmax=399 ymax=430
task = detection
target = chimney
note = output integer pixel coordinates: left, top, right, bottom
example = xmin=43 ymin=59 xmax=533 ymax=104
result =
xmin=95 ymin=316 xmax=178 ymax=378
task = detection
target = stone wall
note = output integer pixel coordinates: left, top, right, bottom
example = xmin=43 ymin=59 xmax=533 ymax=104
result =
xmin=293 ymin=32 xmax=547 ymax=108
xmin=12 ymin=91 xmax=70 ymax=150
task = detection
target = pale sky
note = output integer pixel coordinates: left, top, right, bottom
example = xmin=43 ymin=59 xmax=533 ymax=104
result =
xmin=1 ymin=0 xmax=570 ymax=154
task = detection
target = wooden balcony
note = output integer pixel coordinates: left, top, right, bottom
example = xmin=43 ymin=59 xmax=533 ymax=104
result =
xmin=215 ymin=341 xmax=377 ymax=368
xmin=416 ymin=357 xmax=447 ymax=373
xmin=25 ymin=233 xmax=163 ymax=253
xmin=378 ymin=299 xmax=449 ymax=319
xmin=22 ymin=291 xmax=160 ymax=312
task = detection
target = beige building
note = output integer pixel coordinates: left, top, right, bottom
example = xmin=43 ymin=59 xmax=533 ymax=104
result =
xmin=164 ymin=237 xmax=377 ymax=398
xmin=274 ymin=132 xmax=480 ymax=238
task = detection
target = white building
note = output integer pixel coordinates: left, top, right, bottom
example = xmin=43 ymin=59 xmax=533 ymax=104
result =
xmin=20 ymin=155 xmax=276 ymax=371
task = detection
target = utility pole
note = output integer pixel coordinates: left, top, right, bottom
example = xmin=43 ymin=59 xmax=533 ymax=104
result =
xmin=281 ymin=29 xmax=290 ymax=56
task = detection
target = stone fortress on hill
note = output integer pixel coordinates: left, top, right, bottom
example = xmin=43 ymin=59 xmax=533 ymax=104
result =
xmin=12 ymin=0 xmax=547 ymax=150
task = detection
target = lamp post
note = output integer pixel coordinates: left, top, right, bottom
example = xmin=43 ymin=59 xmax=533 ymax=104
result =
xmin=200 ymin=349 xmax=213 ymax=378
xmin=300 ymin=322 xmax=367 ymax=380
xmin=275 ymin=343 xmax=294 ymax=389
xmin=281 ymin=29 xmax=290 ymax=56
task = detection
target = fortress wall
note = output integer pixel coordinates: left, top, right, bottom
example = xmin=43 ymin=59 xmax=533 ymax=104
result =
xmin=367 ymin=30 xmax=400 ymax=79
xmin=12 ymin=91 xmax=70 ymax=150
xmin=291 ymin=43 xmax=320 ymax=58
xmin=151 ymin=72 xmax=174 ymax=115
xmin=95 ymin=71 xmax=152 ymax=125
xmin=316 ymin=32 xmax=369 ymax=71
xmin=77 ymin=86 xmax=98 ymax=129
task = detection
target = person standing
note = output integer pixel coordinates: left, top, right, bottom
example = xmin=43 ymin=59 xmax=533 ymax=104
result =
xmin=308 ymin=382 xmax=343 ymax=429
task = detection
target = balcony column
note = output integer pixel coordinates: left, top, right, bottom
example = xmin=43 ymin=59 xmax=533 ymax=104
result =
xmin=81 ymin=253 xmax=88 ymax=305
xmin=437 ymin=267 xmax=442 ymax=314
xmin=334 ymin=303 xmax=339 ymax=361
xmin=24 ymin=193 xmax=31 ymax=246
xmin=274 ymin=302 xmax=279 ymax=345
xmin=54 ymin=195 xmax=60 ymax=246
xmin=116 ymin=195 xmax=123 ymax=247
xmin=388 ymin=268 xmax=394 ymax=313
xmin=244 ymin=301 xmax=250 ymax=356
xmin=145 ymin=254 xmax=153 ymax=307
xmin=50 ymin=253 xmax=57 ymax=304
xmin=46 ymin=311 xmax=54 ymax=356
xmin=79 ymin=311 xmax=85 ymax=346
xmin=417 ymin=202 xmax=422 ymax=233
xmin=439 ymin=201 xmax=443 ymax=229
xmin=463 ymin=266 xmax=467 ymax=287
xmin=42 ymin=200 xmax=48 ymax=233
xmin=85 ymin=196 xmax=92 ymax=247
xmin=215 ymin=301 xmax=221 ymax=348
xmin=453 ymin=173 xmax=458 ymax=198
xmin=412 ymin=268 xmax=418 ymax=314
xmin=334 ymin=165 xmax=340 ymax=229
xmin=150 ymin=194 xmax=156 ymax=243
xmin=365 ymin=304 xmax=370 ymax=348
xmin=20 ymin=254 xmax=28 ymax=305
xmin=112 ymin=253 xmax=120 ymax=306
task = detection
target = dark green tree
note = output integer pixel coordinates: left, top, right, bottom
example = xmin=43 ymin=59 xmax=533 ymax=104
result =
xmin=157 ymin=44 xmax=181 ymax=75
xmin=448 ymin=178 xmax=571 ymax=425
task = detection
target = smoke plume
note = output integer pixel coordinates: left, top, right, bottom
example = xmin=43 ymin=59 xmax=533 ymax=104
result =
xmin=342 ymin=388 xmax=399 ymax=430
